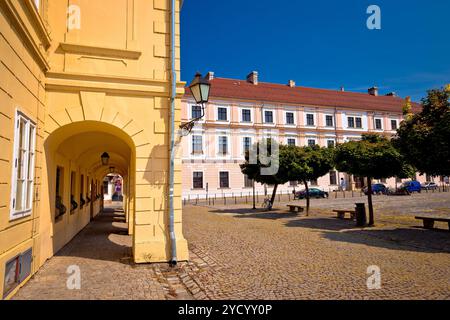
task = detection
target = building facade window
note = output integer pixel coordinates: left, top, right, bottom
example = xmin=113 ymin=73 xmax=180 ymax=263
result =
xmin=242 ymin=109 xmax=252 ymax=122
xmin=308 ymin=139 xmax=316 ymax=147
xmin=325 ymin=115 xmax=334 ymax=127
xmin=310 ymin=179 xmax=318 ymax=186
xmin=287 ymin=138 xmax=296 ymax=146
xmin=217 ymin=107 xmax=228 ymax=121
xmin=329 ymin=170 xmax=337 ymax=185
xmin=286 ymin=112 xmax=295 ymax=125
xmin=192 ymin=105 xmax=202 ymax=119
xmin=192 ymin=135 xmax=203 ymax=154
xmin=264 ymin=111 xmax=274 ymax=124
xmin=10 ymin=111 xmax=36 ymax=220
xmin=219 ymin=172 xmax=230 ymax=188
xmin=243 ymin=137 xmax=252 ymax=155
xmin=55 ymin=166 xmax=66 ymax=219
xmin=193 ymin=172 xmax=203 ymax=189
xmin=391 ymin=119 xmax=398 ymax=130
xmin=244 ymin=174 xmax=253 ymax=188
xmin=306 ymin=114 xmax=315 ymax=126
xmin=348 ymin=116 xmax=362 ymax=129
xmin=327 ymin=140 xmax=335 ymax=148
xmin=375 ymin=118 xmax=383 ymax=130
xmin=218 ymin=136 xmax=228 ymax=155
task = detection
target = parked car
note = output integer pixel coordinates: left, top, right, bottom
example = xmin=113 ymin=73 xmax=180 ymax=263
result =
xmin=421 ymin=182 xmax=438 ymax=190
xmin=363 ymin=183 xmax=388 ymax=195
xmin=400 ymin=180 xmax=422 ymax=193
xmin=294 ymin=188 xmax=329 ymax=199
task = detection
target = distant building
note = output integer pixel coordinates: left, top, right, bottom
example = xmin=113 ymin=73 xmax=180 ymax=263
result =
xmin=181 ymin=71 xmax=426 ymax=198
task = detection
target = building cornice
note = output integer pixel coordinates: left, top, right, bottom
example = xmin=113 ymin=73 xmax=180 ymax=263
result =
xmin=1 ymin=0 xmax=51 ymax=71
xmin=46 ymin=71 xmax=186 ymax=97
xmin=59 ymin=42 xmax=142 ymax=60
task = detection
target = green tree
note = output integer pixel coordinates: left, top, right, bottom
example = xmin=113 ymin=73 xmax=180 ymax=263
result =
xmin=395 ymin=86 xmax=450 ymax=177
xmin=288 ymin=145 xmax=334 ymax=215
xmin=240 ymin=139 xmax=290 ymax=210
xmin=334 ymin=134 xmax=412 ymax=226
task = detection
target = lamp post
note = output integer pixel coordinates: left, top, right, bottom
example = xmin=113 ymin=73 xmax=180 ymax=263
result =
xmin=180 ymin=72 xmax=211 ymax=135
xmin=101 ymin=152 xmax=110 ymax=166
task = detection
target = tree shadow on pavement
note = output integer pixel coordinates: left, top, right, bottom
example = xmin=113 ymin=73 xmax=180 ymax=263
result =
xmin=210 ymin=208 xmax=300 ymax=220
xmin=284 ymin=217 xmax=358 ymax=231
xmin=321 ymin=227 xmax=450 ymax=254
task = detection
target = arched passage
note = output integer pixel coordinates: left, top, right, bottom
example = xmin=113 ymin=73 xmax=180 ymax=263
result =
xmin=39 ymin=121 xmax=137 ymax=266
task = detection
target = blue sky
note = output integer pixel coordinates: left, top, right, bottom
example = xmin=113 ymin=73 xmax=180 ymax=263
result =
xmin=181 ymin=0 xmax=450 ymax=102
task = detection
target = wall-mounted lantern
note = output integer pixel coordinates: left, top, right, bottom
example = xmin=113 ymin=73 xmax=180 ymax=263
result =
xmin=180 ymin=73 xmax=211 ymax=135
xmin=101 ymin=152 xmax=110 ymax=166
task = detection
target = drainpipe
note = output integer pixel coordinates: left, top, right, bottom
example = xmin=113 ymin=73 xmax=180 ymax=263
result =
xmin=168 ymin=0 xmax=177 ymax=266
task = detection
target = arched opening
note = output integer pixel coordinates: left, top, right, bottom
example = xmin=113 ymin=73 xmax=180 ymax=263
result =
xmin=39 ymin=121 xmax=136 ymax=265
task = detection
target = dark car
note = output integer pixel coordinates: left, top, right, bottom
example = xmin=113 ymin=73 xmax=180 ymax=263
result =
xmin=295 ymin=188 xmax=329 ymax=199
xmin=363 ymin=183 xmax=388 ymax=195
xmin=421 ymin=182 xmax=438 ymax=190
xmin=400 ymin=180 xmax=422 ymax=193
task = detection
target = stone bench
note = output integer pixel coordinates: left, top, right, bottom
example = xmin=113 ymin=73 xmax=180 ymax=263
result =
xmin=287 ymin=205 xmax=304 ymax=213
xmin=333 ymin=210 xmax=356 ymax=220
xmin=415 ymin=216 xmax=450 ymax=231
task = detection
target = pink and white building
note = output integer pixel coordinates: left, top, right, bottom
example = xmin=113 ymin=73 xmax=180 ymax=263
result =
xmin=181 ymin=71 xmax=426 ymax=199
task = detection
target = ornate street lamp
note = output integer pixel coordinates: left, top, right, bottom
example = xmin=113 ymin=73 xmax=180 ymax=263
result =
xmin=101 ymin=152 xmax=110 ymax=166
xmin=180 ymin=72 xmax=211 ymax=135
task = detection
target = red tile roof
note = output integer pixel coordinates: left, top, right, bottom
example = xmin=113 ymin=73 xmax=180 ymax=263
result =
xmin=184 ymin=77 xmax=422 ymax=113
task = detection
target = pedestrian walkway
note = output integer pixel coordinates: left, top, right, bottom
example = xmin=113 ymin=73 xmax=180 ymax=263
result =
xmin=13 ymin=204 xmax=191 ymax=300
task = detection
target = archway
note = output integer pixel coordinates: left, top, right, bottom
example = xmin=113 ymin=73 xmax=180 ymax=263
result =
xmin=39 ymin=121 xmax=136 ymax=266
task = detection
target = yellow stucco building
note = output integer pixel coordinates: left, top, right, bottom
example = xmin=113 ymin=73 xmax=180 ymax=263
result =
xmin=0 ymin=0 xmax=188 ymax=299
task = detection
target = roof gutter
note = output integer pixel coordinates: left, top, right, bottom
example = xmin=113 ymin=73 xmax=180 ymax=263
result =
xmin=168 ymin=0 xmax=177 ymax=266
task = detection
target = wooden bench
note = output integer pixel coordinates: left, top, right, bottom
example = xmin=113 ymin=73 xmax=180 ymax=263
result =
xmin=333 ymin=210 xmax=356 ymax=220
xmin=287 ymin=205 xmax=304 ymax=213
xmin=415 ymin=216 xmax=450 ymax=231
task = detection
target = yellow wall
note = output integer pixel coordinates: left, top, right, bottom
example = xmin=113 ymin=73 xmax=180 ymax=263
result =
xmin=0 ymin=0 xmax=188 ymax=299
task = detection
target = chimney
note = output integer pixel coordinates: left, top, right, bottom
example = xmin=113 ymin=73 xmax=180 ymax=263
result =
xmin=386 ymin=92 xmax=397 ymax=97
xmin=368 ymin=86 xmax=379 ymax=96
xmin=288 ymin=80 xmax=296 ymax=88
xmin=246 ymin=71 xmax=258 ymax=85
xmin=205 ymin=71 xmax=214 ymax=81
xmin=340 ymin=86 xmax=345 ymax=92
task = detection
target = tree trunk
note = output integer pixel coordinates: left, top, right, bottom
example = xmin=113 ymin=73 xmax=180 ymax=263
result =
xmin=303 ymin=180 xmax=310 ymax=216
xmin=367 ymin=177 xmax=375 ymax=226
xmin=252 ymin=179 xmax=256 ymax=210
xmin=269 ymin=184 xmax=278 ymax=210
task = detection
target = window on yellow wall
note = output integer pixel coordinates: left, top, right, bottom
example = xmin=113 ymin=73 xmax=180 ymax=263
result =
xmin=55 ymin=166 xmax=66 ymax=219
xmin=80 ymin=174 xmax=85 ymax=208
xmin=86 ymin=176 xmax=91 ymax=203
xmin=70 ymin=172 xmax=78 ymax=213
xmin=10 ymin=111 xmax=36 ymax=221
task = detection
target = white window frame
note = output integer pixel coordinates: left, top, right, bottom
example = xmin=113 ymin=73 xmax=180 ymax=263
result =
xmin=191 ymin=134 xmax=204 ymax=155
xmin=390 ymin=119 xmax=398 ymax=131
xmin=10 ymin=110 xmax=36 ymax=221
xmin=241 ymin=136 xmax=253 ymax=157
xmin=218 ymin=171 xmax=230 ymax=189
xmin=287 ymin=137 xmax=297 ymax=146
xmin=192 ymin=171 xmax=204 ymax=190
xmin=324 ymin=114 xmax=334 ymax=128
xmin=216 ymin=105 xmax=230 ymax=123
xmin=239 ymin=107 xmax=253 ymax=124
xmin=217 ymin=135 xmax=229 ymax=156
xmin=327 ymin=139 xmax=336 ymax=148
xmin=189 ymin=102 xmax=205 ymax=123
xmin=374 ymin=118 xmax=383 ymax=131
xmin=262 ymin=108 xmax=276 ymax=126
xmin=305 ymin=112 xmax=316 ymax=127
xmin=284 ymin=110 xmax=296 ymax=126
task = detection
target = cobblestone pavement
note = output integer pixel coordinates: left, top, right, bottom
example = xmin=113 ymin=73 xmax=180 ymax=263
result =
xmin=13 ymin=205 xmax=192 ymax=300
xmin=14 ymin=194 xmax=450 ymax=300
